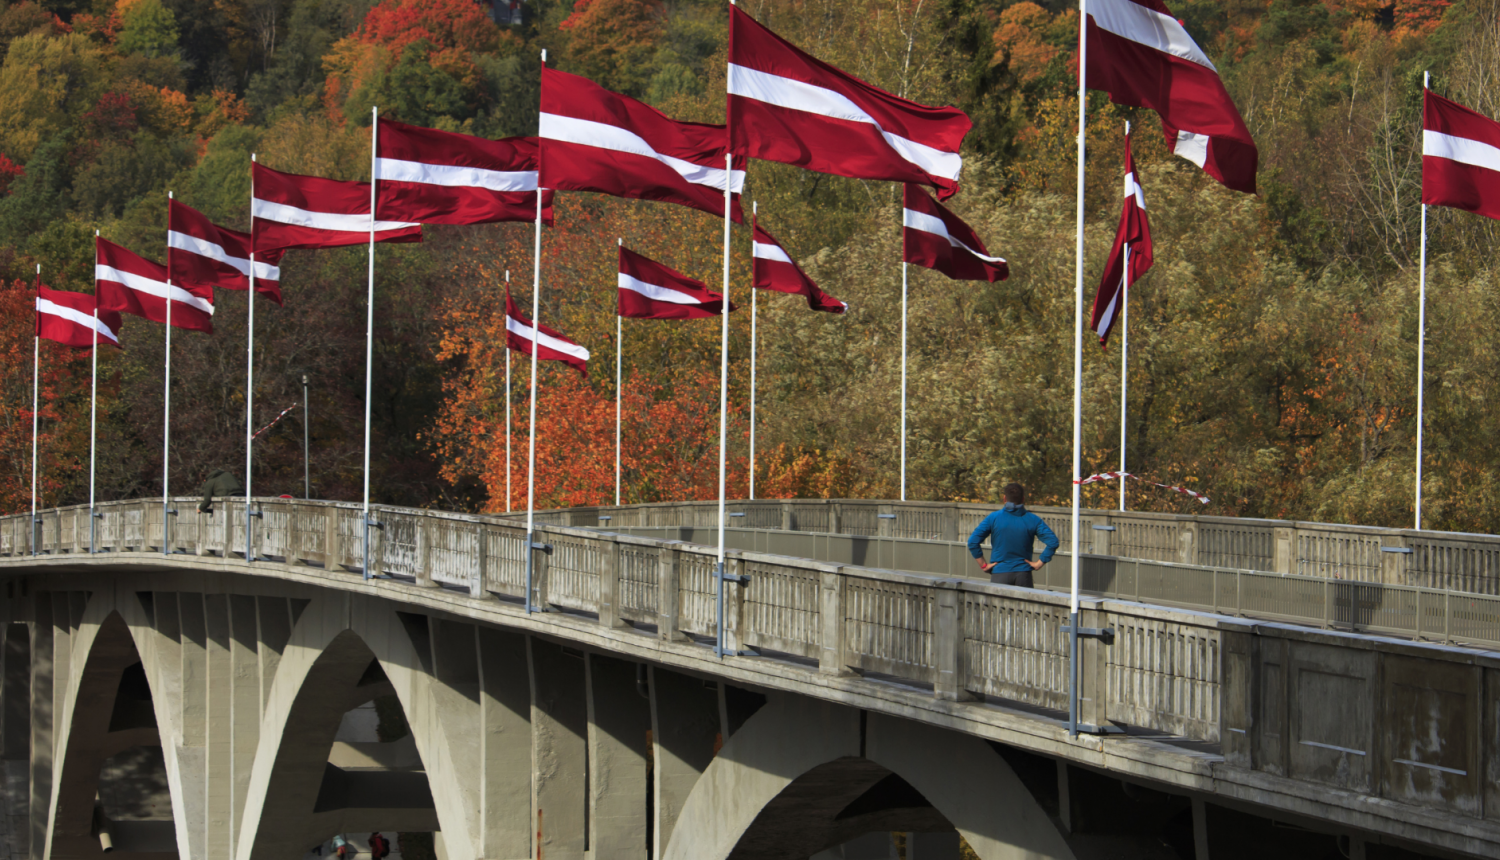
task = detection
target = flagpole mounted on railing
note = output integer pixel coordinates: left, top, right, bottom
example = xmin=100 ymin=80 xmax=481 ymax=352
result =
xmin=164 ymin=191 xmax=175 ymax=554
xmin=1119 ymin=121 xmax=1130 ymax=512
xmin=616 ymin=238 xmax=623 ymax=507
xmin=1415 ymin=70 xmax=1430 ymax=532
xmin=361 ymin=109 xmax=381 ymax=579
xmin=246 ymin=156 xmax=259 ymax=562
xmin=91 ymin=232 xmax=99 ymax=554
xmin=30 ymin=264 xmax=39 ymax=556
xmin=900 ymin=260 xmax=909 ymax=501
xmin=505 ymin=269 xmax=512 ymax=513
xmin=525 ymin=50 xmax=547 ymax=614
xmin=1067 ymin=0 xmax=1088 ymax=738
xmin=749 ymin=201 xmax=758 ymax=501
xmin=713 ymin=150 xmax=749 ymax=659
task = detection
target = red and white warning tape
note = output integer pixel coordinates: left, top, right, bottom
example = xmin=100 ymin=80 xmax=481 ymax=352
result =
xmin=1074 ymin=471 xmax=1210 ymax=505
xmin=251 ymin=404 xmax=298 ymax=441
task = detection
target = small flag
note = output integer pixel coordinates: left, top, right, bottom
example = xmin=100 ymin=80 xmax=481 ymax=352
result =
xmin=37 ymin=286 xmax=122 ymax=349
xmin=540 ymin=66 xmax=745 ymax=220
xmin=751 ymin=218 xmax=847 ymax=313
xmin=1085 ymin=0 xmax=1258 ymax=194
xmin=96 ymin=237 xmax=214 ymax=333
xmin=505 ymin=289 xmax=589 ymax=374
xmin=728 ymin=6 xmax=972 ymax=199
xmin=252 ymin=162 xmax=422 ymax=253
xmin=618 ymin=246 xmax=733 ymax=320
xmin=375 ymin=120 xmax=555 ymax=225
xmin=1090 ymin=130 xmax=1154 ymax=347
xmin=902 ymin=185 xmax=1009 ymax=282
xmin=1423 ymin=90 xmax=1500 ymax=221
xmin=168 ymin=199 xmax=285 ymax=304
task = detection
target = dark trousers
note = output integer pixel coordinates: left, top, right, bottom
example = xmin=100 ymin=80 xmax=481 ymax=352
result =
xmin=989 ymin=568 xmax=1034 ymax=588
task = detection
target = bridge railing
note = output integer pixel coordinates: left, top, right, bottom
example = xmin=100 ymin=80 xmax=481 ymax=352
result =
xmin=531 ymin=498 xmax=1500 ymax=594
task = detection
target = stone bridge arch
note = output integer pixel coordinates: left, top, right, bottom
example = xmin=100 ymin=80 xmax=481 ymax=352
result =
xmin=663 ymin=694 xmax=1077 ymax=860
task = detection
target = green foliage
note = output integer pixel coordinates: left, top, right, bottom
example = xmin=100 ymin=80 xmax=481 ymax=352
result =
xmin=380 ymin=39 xmax=472 ymax=126
xmin=0 ymin=136 xmax=71 ymax=244
xmin=0 ymin=32 xmax=104 ymax=162
xmin=117 ymin=0 xmax=180 ymax=59
xmin=184 ymin=124 xmax=262 ymax=224
xmin=71 ymin=131 xmax=191 ymax=219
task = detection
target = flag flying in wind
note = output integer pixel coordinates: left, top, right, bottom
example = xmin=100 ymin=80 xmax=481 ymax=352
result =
xmin=505 ymin=289 xmax=589 ymax=374
xmin=728 ymin=6 xmax=972 ymax=199
xmin=1085 ymin=0 xmax=1257 ymax=194
xmin=375 ymin=120 xmax=555 ymax=225
xmin=618 ymin=246 xmax=734 ymax=320
xmin=902 ymin=185 xmax=1009 ymax=282
xmin=751 ymin=219 xmax=847 ymax=313
xmin=540 ymin=66 xmax=745 ymax=220
xmin=1423 ymin=90 xmax=1500 ymax=221
xmin=252 ymin=162 xmax=422 ymax=253
xmin=168 ymin=199 xmax=285 ymax=304
xmin=37 ymin=286 xmax=122 ymax=349
xmin=96 ymin=237 xmax=214 ymax=333
xmin=1089 ymin=132 xmax=1154 ymax=347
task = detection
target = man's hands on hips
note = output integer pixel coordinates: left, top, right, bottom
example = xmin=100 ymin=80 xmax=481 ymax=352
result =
xmin=976 ymin=558 xmax=996 ymax=573
xmin=1027 ymin=559 xmax=1044 ymax=571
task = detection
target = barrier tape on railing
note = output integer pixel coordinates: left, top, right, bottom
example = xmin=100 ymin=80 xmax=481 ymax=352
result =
xmin=1075 ymin=472 xmax=1210 ymax=505
xmin=251 ymin=404 xmax=298 ymax=441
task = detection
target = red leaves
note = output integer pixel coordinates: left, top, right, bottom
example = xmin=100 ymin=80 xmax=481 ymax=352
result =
xmin=356 ymin=0 xmax=500 ymax=60
xmin=0 ymin=154 xmax=21 ymax=196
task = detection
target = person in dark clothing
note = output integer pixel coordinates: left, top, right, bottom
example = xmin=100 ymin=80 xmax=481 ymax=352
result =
xmin=967 ymin=483 xmax=1059 ymax=587
xmin=198 ymin=469 xmax=243 ymax=514
xmin=367 ymin=832 xmax=390 ymax=859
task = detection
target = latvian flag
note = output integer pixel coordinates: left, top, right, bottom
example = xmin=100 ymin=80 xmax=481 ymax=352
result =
xmin=1423 ymin=90 xmax=1500 ymax=221
xmin=540 ymin=66 xmax=745 ymax=220
xmin=375 ymin=119 xmax=554 ymax=225
xmin=252 ymin=162 xmax=422 ymax=253
xmin=1085 ymin=0 xmax=1257 ymax=194
xmin=751 ymin=219 xmax=847 ymax=314
xmin=37 ymin=286 xmax=121 ymax=349
xmin=168 ymin=199 xmax=285 ymax=304
xmin=1090 ymin=130 xmax=1153 ymax=347
xmin=902 ymin=185 xmax=1008 ymax=282
xmin=96 ymin=237 xmax=214 ymax=333
xmin=505 ymin=290 xmax=589 ymax=374
xmin=728 ymin=6 xmax=971 ymax=199
xmin=618 ymin=246 xmax=733 ymax=320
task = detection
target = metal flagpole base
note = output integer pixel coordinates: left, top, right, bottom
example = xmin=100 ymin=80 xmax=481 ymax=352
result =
xmin=1062 ymin=615 xmax=1122 ymax=735
xmin=714 ymin=561 xmax=756 ymax=658
xmin=362 ymin=516 xmax=382 ymax=579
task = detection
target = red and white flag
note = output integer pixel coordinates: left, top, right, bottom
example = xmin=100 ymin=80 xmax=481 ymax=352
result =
xmin=505 ymin=289 xmax=589 ymax=374
xmin=168 ymin=199 xmax=285 ymax=304
xmin=1090 ymin=131 xmax=1154 ymax=347
xmin=1423 ymin=90 xmax=1500 ymax=221
xmin=902 ymin=185 xmax=1008 ymax=282
xmin=375 ymin=120 xmax=555 ymax=225
xmin=540 ymin=66 xmax=745 ymax=220
xmin=1085 ymin=0 xmax=1257 ymax=194
xmin=96 ymin=237 xmax=214 ymax=333
xmin=252 ymin=162 xmax=422 ymax=253
xmin=728 ymin=6 xmax=971 ymax=199
xmin=751 ymin=219 xmax=847 ymax=314
xmin=618 ymin=246 xmax=733 ymax=320
xmin=37 ymin=286 xmax=121 ymax=349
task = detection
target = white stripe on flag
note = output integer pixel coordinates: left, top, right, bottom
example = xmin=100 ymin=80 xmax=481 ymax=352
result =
xmin=375 ymin=157 xmax=539 ymax=192
xmin=1123 ymin=171 xmax=1146 ymax=209
xmin=1172 ymin=131 xmax=1210 ymax=168
xmin=727 ymin=65 xmax=963 ymax=182
xmin=505 ymin=315 xmax=591 ymax=361
xmin=169 ymin=231 xmax=281 ymax=281
xmin=902 ymin=208 xmax=1007 ymax=263
xmin=252 ymin=199 xmax=419 ymax=234
xmin=752 ymin=240 xmax=794 ymax=264
xmin=95 ymin=265 xmax=215 ymax=315
xmin=1094 ymin=288 xmax=1120 ymax=337
xmin=618 ymin=272 xmax=708 ymax=305
xmin=539 ymin=113 xmax=746 ymax=193
xmin=1424 ymin=130 xmax=1500 ymax=174
xmin=1088 ymin=0 xmax=1216 ymax=71
xmin=36 ymin=298 xmax=119 ymax=343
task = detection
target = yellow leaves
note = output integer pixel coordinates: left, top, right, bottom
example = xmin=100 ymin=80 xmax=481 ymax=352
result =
xmin=256 ymin=111 xmax=371 ymax=181
xmin=128 ymin=82 xmax=193 ymax=135
xmin=990 ymin=2 xmax=1058 ymax=83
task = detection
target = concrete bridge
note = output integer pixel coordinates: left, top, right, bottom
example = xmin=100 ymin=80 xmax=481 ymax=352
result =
xmin=0 ymin=497 xmax=1498 ymax=860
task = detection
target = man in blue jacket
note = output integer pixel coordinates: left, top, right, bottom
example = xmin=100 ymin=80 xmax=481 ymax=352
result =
xmin=968 ymin=483 xmax=1059 ymax=587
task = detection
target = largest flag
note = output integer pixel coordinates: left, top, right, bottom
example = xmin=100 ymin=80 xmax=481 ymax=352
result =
xmin=1085 ymin=0 xmax=1257 ymax=194
xmin=727 ymin=5 xmax=971 ymax=199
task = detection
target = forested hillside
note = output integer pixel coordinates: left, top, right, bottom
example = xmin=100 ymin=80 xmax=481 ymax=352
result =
xmin=1 ymin=0 xmax=1497 ymax=532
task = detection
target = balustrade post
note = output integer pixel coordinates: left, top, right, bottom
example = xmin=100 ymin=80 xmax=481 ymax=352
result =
xmin=1092 ymin=513 xmax=1114 ymax=557
xmin=723 ymin=557 xmax=750 ymax=653
xmin=1078 ymin=601 xmax=1111 ymax=729
xmin=71 ymin=509 xmax=83 ymax=554
xmin=367 ymin=508 xmax=384 ymax=578
xmin=472 ymin=521 xmax=490 ymax=599
xmin=1178 ymin=520 xmax=1199 ymax=566
xmin=781 ymin=502 xmax=792 ymax=531
xmin=530 ymin=531 xmax=551 ymax=609
xmin=830 ymin=503 xmax=842 ymax=535
xmin=1274 ymin=527 xmax=1296 ymax=575
xmin=933 ymin=582 xmax=972 ymax=701
xmin=877 ymin=503 xmax=895 ymax=538
xmin=287 ymin=502 xmax=303 ymax=565
xmin=415 ymin=518 xmax=436 ymax=588
xmin=818 ymin=570 xmax=853 ymax=676
xmin=598 ymin=538 xmax=626 ymax=628
xmin=1380 ymin=535 xmax=1411 ymax=585
xmin=325 ymin=507 xmax=343 ymax=571
xmin=656 ymin=545 xmax=685 ymax=641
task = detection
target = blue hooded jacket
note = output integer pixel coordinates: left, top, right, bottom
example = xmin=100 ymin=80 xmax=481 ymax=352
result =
xmin=967 ymin=503 xmax=1059 ymax=573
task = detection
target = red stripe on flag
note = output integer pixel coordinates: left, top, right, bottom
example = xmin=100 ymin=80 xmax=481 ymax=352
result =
xmin=252 ymin=162 xmax=422 ymax=253
xmin=169 ymin=199 xmax=285 ymax=304
xmin=375 ymin=120 xmax=554 ymax=225
xmin=751 ymin=218 xmax=847 ymax=313
xmin=96 ymin=237 xmax=214 ymax=333
xmin=37 ymin=286 xmax=121 ymax=349
xmin=617 ymin=246 xmax=731 ymax=320
xmin=1423 ymin=90 xmax=1500 ymax=221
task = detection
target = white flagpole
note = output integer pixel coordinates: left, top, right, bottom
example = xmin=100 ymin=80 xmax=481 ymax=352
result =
xmin=362 ymin=108 xmax=378 ymax=577
xmin=716 ymin=150 xmax=732 ymax=658
xmin=245 ymin=157 xmax=259 ymax=562
xmin=505 ymin=269 xmax=512 ymax=514
xmin=526 ymin=51 xmax=546 ymax=613
xmin=164 ymin=192 xmax=174 ymax=554
xmin=616 ymin=238 xmax=623 ymax=508
xmin=1415 ymin=70 xmax=1430 ymax=531
xmin=1120 ymin=120 xmax=1130 ymax=512
xmin=900 ymin=260 xmax=909 ymax=501
xmin=90 ymin=233 xmax=99 ymax=554
xmin=749 ymin=202 xmax=758 ymax=500
xmin=1068 ymin=0 xmax=1089 ymax=737
xmin=30 ymin=264 xmax=39 ymax=556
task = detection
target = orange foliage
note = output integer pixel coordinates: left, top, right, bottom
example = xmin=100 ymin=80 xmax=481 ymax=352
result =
xmin=355 ymin=0 xmax=499 ymax=59
xmin=1393 ymin=0 xmax=1450 ymax=34
xmin=991 ymin=2 xmax=1058 ymax=84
